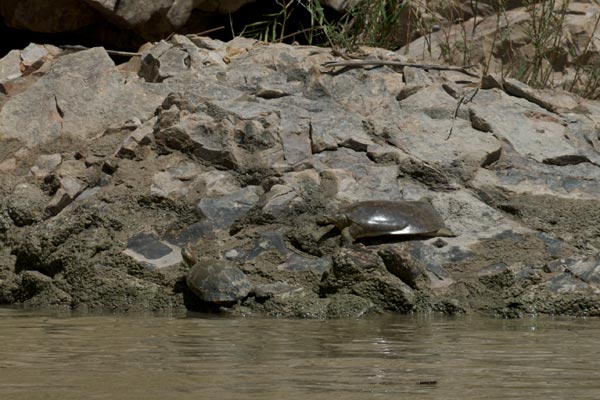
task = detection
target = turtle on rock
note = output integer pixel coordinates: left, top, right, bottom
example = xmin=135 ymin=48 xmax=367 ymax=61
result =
xmin=322 ymin=199 xmax=456 ymax=246
xmin=182 ymin=247 xmax=251 ymax=305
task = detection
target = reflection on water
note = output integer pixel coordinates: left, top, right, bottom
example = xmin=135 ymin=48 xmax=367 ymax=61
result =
xmin=2 ymin=307 xmax=600 ymax=400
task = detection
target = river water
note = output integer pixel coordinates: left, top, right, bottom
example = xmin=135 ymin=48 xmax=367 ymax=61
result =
xmin=1 ymin=307 xmax=599 ymax=400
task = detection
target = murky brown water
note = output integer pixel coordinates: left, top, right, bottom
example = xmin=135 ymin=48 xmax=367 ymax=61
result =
xmin=2 ymin=307 xmax=600 ymax=400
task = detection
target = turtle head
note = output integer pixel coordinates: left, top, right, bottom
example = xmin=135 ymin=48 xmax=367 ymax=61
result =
xmin=316 ymin=212 xmax=348 ymax=230
xmin=181 ymin=245 xmax=197 ymax=267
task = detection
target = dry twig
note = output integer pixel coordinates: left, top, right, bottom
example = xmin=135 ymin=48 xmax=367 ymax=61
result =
xmin=322 ymin=59 xmax=479 ymax=78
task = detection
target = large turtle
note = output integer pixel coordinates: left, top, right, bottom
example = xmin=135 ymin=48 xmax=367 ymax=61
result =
xmin=323 ymin=200 xmax=456 ymax=246
xmin=182 ymin=248 xmax=251 ymax=305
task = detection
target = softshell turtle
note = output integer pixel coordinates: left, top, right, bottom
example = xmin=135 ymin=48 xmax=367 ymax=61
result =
xmin=183 ymin=248 xmax=251 ymax=305
xmin=324 ymin=200 xmax=456 ymax=246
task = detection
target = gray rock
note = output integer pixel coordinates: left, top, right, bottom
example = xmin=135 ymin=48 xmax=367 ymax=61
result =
xmin=6 ymin=183 xmax=48 ymax=226
xmin=252 ymin=291 xmax=374 ymax=319
xmin=277 ymin=254 xmax=333 ymax=276
xmin=543 ymin=258 xmax=576 ymax=273
xmin=83 ymin=0 xmax=252 ymax=40
xmin=223 ymin=231 xmax=291 ymax=262
xmin=139 ymin=41 xmax=190 ymax=82
xmin=0 ymin=0 xmax=95 ymax=32
xmin=0 ymin=49 xmax=21 ymax=83
xmin=150 ymin=162 xmax=200 ymax=200
xmin=254 ymin=282 xmax=303 ymax=300
xmin=46 ymin=177 xmax=85 ymax=216
xmin=0 ymin=268 xmax=20 ymax=304
xmin=0 ymin=158 xmax=17 ymax=172
xmin=477 ymin=262 xmax=515 ymax=289
xmin=3 ymin=37 xmax=600 ymax=318
xmin=0 ymin=47 xmax=165 ymax=146
xmin=197 ymin=186 xmax=260 ymax=230
xmin=79 ymin=264 xmax=165 ymax=311
xmin=20 ymin=270 xmax=72 ymax=307
xmin=20 ymin=43 xmax=50 ymax=69
xmin=117 ymin=117 xmax=155 ymax=159
xmin=262 ymin=184 xmax=298 ymax=217
xmin=378 ymin=246 xmax=429 ymax=289
xmin=187 ymin=259 xmax=251 ymax=304
xmin=123 ymin=232 xmax=183 ymax=270
xmin=545 ymin=273 xmax=591 ymax=293
xmin=502 ymin=78 xmax=585 ymax=114
xmin=468 ymin=89 xmax=578 ymax=162
xmin=321 ymin=248 xmax=416 ymax=312
xmin=567 ymin=255 xmax=600 ymax=285
xmin=30 ymin=154 xmax=62 ymax=178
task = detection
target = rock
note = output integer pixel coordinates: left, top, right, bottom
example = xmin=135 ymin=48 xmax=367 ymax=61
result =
xmin=0 ymin=0 xmax=95 ymax=32
xmin=566 ymin=255 xmax=600 ymax=285
xmin=45 ymin=177 xmax=85 ymax=216
xmin=116 ymin=117 xmax=155 ymax=159
xmin=0 ymin=0 xmax=253 ymax=48
xmin=20 ymin=43 xmax=51 ymax=71
xmin=247 ymin=291 xmax=375 ymax=319
xmin=477 ymin=262 xmax=515 ymax=289
xmin=122 ymin=232 xmax=183 ymax=270
xmin=196 ymin=170 xmax=241 ymax=197
xmin=222 ymin=231 xmax=290 ymax=262
xmin=0 ymin=158 xmax=16 ymax=172
xmin=30 ymin=154 xmax=62 ymax=178
xmin=139 ymin=41 xmax=189 ymax=82
xmin=277 ymin=254 xmax=333 ymax=276
xmin=6 ymin=183 xmax=48 ymax=226
xmin=503 ymin=79 xmax=592 ymax=115
xmin=20 ymin=270 xmax=72 ymax=307
xmin=262 ymin=184 xmax=298 ymax=217
xmin=399 ymin=2 xmax=600 ymax=98
xmin=197 ymin=186 xmax=260 ymax=230
xmin=77 ymin=264 xmax=166 ymax=311
xmin=254 ymin=282 xmax=303 ymax=300
xmin=0 ymin=47 xmax=166 ymax=147
xmin=378 ymin=246 xmax=429 ymax=289
xmin=0 ymin=269 xmax=19 ymax=304
xmin=0 ymin=49 xmax=22 ymax=83
xmin=543 ymin=258 xmax=575 ymax=273
xmin=186 ymin=259 xmax=251 ymax=304
xmin=150 ymin=161 xmax=201 ymax=200
xmin=321 ymin=248 xmax=416 ymax=313
xmin=2 ymin=36 xmax=600 ymax=318
xmin=545 ymin=273 xmax=591 ymax=293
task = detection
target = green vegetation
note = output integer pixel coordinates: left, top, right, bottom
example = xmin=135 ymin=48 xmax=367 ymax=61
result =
xmin=235 ymin=0 xmax=600 ymax=99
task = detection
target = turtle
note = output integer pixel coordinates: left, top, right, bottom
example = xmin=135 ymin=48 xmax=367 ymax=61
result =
xmin=182 ymin=248 xmax=251 ymax=305
xmin=323 ymin=199 xmax=456 ymax=246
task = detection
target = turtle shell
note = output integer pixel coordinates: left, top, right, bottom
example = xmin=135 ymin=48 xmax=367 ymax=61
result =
xmin=186 ymin=259 xmax=251 ymax=304
xmin=341 ymin=200 xmax=447 ymax=239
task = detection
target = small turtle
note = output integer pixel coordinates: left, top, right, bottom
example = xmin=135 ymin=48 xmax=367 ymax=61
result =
xmin=323 ymin=200 xmax=456 ymax=246
xmin=183 ymin=248 xmax=251 ymax=305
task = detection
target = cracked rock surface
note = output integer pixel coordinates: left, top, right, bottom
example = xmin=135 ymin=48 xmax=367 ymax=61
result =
xmin=1 ymin=37 xmax=600 ymax=318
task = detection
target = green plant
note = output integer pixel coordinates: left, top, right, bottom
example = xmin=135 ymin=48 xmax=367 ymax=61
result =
xmin=238 ymin=0 xmax=410 ymax=51
xmin=482 ymin=0 xmax=509 ymax=77
xmin=522 ymin=0 xmax=570 ymax=88
xmin=299 ymin=0 xmax=344 ymax=47
xmin=340 ymin=0 xmax=408 ymax=50
xmin=238 ymin=0 xmax=296 ymax=42
xmin=569 ymin=3 xmax=600 ymax=98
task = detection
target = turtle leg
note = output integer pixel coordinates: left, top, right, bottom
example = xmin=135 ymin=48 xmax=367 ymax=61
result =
xmin=436 ymin=227 xmax=457 ymax=237
xmin=341 ymin=227 xmax=354 ymax=247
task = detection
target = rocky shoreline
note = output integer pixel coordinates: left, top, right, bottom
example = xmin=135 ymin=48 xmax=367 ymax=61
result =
xmin=1 ymin=37 xmax=600 ymax=318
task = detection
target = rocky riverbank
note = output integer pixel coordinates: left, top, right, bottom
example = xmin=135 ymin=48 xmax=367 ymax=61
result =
xmin=1 ymin=37 xmax=600 ymax=318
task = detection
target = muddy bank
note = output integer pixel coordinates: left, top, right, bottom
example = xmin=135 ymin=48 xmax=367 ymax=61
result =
xmin=1 ymin=38 xmax=600 ymax=317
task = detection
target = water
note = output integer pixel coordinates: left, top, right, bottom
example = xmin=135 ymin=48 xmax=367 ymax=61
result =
xmin=1 ymin=307 xmax=600 ymax=400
